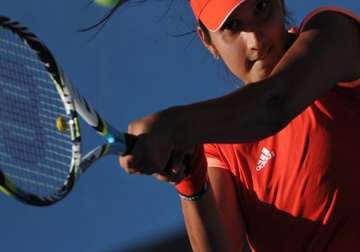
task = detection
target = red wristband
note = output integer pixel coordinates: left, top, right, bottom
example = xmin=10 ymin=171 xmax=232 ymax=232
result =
xmin=175 ymin=145 xmax=207 ymax=197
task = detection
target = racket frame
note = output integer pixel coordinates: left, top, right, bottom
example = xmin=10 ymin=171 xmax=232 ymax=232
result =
xmin=0 ymin=16 xmax=129 ymax=206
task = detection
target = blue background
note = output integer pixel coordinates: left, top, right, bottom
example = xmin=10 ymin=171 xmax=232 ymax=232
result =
xmin=1 ymin=1 xmax=359 ymax=251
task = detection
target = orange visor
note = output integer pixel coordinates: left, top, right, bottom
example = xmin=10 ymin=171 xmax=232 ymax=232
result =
xmin=190 ymin=0 xmax=247 ymax=32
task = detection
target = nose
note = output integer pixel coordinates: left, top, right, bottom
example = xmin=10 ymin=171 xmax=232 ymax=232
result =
xmin=244 ymin=28 xmax=268 ymax=61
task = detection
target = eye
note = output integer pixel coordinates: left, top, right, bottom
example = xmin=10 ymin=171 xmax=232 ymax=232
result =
xmin=222 ymin=19 xmax=243 ymax=32
xmin=255 ymin=0 xmax=272 ymax=16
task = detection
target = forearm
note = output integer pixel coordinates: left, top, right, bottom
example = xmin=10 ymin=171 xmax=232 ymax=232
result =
xmin=171 ymin=79 xmax=288 ymax=146
xmin=182 ymin=188 xmax=240 ymax=252
xmin=170 ymin=13 xmax=359 ymax=147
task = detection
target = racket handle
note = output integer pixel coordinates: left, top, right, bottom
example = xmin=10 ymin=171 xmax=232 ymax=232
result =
xmin=122 ymin=133 xmax=192 ymax=175
xmin=123 ymin=133 xmax=138 ymax=155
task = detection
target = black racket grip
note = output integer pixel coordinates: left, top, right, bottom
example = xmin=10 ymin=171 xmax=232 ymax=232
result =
xmin=123 ymin=133 xmax=138 ymax=156
xmin=123 ymin=133 xmax=192 ymax=175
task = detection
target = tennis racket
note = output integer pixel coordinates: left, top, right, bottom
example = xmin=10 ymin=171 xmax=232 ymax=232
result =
xmin=0 ymin=16 xmax=137 ymax=206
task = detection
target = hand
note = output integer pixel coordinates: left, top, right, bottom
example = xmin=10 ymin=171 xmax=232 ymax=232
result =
xmin=118 ymin=108 xmax=191 ymax=184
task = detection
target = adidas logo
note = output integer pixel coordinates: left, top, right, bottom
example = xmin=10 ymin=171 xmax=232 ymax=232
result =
xmin=256 ymin=147 xmax=275 ymax=171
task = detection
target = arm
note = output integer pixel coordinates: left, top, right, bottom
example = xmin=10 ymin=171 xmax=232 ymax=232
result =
xmin=182 ymin=167 xmax=247 ymax=252
xmin=119 ymin=13 xmax=359 ymax=247
xmin=172 ymin=11 xmax=360 ymax=146
xmin=120 ymin=12 xmax=359 ymax=174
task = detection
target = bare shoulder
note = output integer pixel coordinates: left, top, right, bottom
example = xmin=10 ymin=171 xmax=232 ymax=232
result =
xmin=305 ymin=9 xmax=360 ymax=30
xmin=303 ymin=9 xmax=359 ymax=33
xmin=300 ymin=9 xmax=360 ymax=84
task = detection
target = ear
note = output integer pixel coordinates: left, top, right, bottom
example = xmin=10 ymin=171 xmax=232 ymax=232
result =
xmin=196 ymin=26 xmax=219 ymax=59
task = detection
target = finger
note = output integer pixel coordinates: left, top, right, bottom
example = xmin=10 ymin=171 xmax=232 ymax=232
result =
xmin=152 ymin=173 xmax=171 ymax=183
xmin=152 ymin=169 xmax=185 ymax=184
xmin=118 ymin=155 xmax=140 ymax=175
xmin=121 ymin=134 xmax=155 ymax=175
xmin=127 ymin=134 xmax=156 ymax=175
xmin=162 ymin=152 xmax=187 ymax=183
xmin=169 ymin=161 xmax=187 ymax=183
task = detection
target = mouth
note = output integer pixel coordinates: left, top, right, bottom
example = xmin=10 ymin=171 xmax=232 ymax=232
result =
xmin=252 ymin=46 xmax=272 ymax=62
xmin=247 ymin=46 xmax=273 ymax=70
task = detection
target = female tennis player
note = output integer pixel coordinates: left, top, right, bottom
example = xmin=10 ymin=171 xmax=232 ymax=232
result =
xmin=112 ymin=0 xmax=360 ymax=251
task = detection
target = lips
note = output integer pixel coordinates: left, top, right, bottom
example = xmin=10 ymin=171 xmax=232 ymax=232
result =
xmin=249 ymin=45 xmax=272 ymax=62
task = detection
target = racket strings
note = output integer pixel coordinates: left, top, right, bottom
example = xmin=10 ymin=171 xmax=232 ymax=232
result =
xmin=0 ymin=27 xmax=73 ymax=197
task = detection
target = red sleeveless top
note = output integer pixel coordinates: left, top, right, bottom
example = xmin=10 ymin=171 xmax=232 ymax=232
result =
xmin=204 ymin=7 xmax=360 ymax=252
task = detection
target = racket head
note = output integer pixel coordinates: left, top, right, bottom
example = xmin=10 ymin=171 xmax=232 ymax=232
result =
xmin=0 ymin=16 xmax=81 ymax=206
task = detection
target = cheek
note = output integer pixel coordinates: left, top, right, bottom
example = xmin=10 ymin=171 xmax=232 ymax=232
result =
xmin=212 ymin=35 xmax=251 ymax=78
xmin=221 ymin=44 xmax=249 ymax=78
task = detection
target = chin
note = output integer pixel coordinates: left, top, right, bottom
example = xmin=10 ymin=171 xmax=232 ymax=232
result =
xmin=236 ymin=65 xmax=273 ymax=85
xmin=252 ymin=62 xmax=276 ymax=82
xmin=249 ymin=70 xmax=272 ymax=83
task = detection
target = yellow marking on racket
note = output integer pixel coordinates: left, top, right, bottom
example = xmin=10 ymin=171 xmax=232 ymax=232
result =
xmin=56 ymin=116 xmax=68 ymax=133
xmin=99 ymin=118 xmax=109 ymax=136
xmin=0 ymin=185 xmax=12 ymax=196
xmin=0 ymin=177 xmax=16 ymax=196
xmin=73 ymin=117 xmax=80 ymax=139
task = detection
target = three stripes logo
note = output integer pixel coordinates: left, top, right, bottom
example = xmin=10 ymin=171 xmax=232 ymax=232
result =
xmin=256 ymin=147 xmax=275 ymax=172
